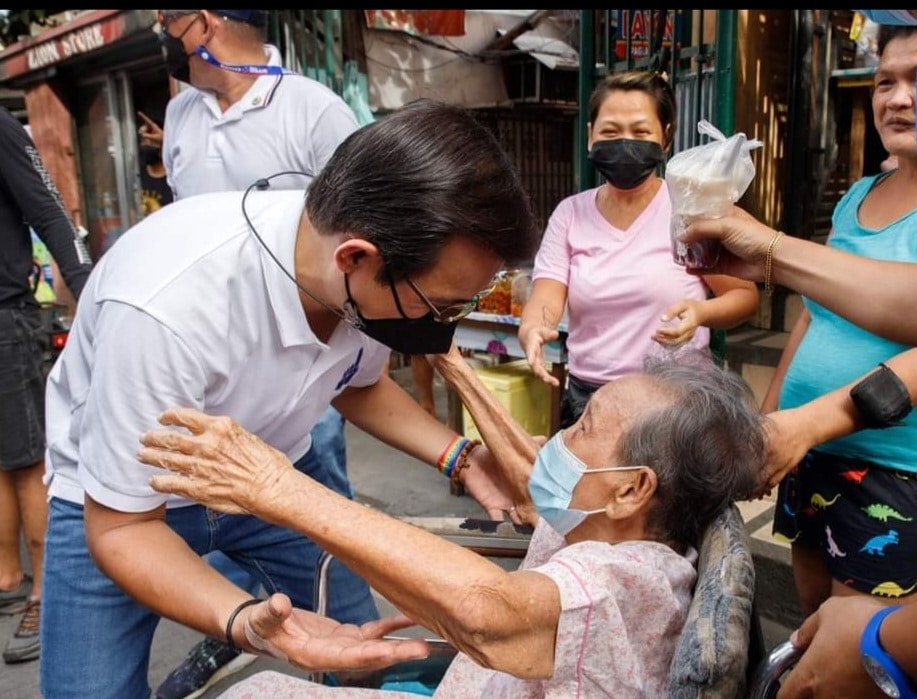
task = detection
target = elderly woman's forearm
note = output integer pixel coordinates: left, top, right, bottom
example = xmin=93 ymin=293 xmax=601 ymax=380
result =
xmin=271 ymin=468 xmax=558 ymax=676
xmin=433 ymin=353 xmax=539 ymax=476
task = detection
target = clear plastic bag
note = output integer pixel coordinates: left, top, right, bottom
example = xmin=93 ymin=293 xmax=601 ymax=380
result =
xmin=667 ymin=120 xmax=763 ymax=269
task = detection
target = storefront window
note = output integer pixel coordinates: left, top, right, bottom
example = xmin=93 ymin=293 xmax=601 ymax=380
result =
xmin=72 ymin=72 xmax=138 ymax=260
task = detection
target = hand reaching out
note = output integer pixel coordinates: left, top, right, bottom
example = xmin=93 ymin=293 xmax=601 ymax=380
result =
xmin=140 ymin=406 xmax=295 ymax=516
xmin=462 ymin=443 xmax=536 ymax=526
xmin=652 ymin=298 xmax=702 ymax=348
xmin=757 ymin=409 xmax=815 ymax=494
xmin=680 ymin=206 xmax=780 ymax=280
xmin=235 ymin=593 xmax=429 ymax=672
xmin=518 ymin=324 xmax=561 ymax=387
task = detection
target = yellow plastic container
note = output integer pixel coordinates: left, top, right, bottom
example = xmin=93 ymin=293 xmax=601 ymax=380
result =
xmin=462 ymin=359 xmax=552 ymax=441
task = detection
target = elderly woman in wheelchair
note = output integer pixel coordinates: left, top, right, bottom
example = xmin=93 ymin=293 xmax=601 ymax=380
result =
xmin=141 ymin=350 xmax=766 ymax=698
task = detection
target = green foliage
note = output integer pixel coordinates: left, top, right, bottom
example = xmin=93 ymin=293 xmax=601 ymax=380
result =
xmin=0 ymin=9 xmax=54 ymax=47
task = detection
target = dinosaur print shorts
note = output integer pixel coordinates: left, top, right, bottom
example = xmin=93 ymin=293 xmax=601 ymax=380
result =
xmin=773 ymin=449 xmax=917 ymax=598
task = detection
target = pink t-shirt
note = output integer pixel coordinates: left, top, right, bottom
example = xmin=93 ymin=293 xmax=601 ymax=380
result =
xmin=221 ymin=521 xmax=696 ymax=699
xmin=533 ymin=182 xmax=711 ymax=384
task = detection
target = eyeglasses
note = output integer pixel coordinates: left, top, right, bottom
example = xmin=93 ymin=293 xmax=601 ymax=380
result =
xmin=381 ymin=267 xmax=496 ymax=325
xmin=405 ymin=276 xmax=495 ymax=325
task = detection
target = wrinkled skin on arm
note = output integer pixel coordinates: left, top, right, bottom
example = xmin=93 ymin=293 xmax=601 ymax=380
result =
xmin=140 ymin=408 xmax=562 ymax=678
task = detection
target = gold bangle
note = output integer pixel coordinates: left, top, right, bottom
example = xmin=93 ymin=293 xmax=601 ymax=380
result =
xmin=449 ymin=439 xmax=482 ymax=496
xmin=764 ymin=231 xmax=784 ymax=297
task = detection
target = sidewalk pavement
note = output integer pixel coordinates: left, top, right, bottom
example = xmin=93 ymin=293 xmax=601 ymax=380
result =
xmin=0 ymin=364 xmax=796 ymax=698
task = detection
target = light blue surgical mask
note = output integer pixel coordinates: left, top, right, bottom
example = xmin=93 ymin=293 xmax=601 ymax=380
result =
xmin=856 ymin=10 xmax=917 ymax=26
xmin=529 ymin=432 xmax=645 ymax=537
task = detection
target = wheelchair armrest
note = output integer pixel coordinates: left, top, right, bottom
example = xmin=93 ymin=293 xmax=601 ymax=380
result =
xmin=400 ymin=516 xmax=533 ymax=557
xmin=745 ymin=640 xmax=803 ymax=699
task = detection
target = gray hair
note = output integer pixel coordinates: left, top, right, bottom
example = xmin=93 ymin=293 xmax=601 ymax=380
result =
xmin=616 ymin=351 xmax=765 ymax=547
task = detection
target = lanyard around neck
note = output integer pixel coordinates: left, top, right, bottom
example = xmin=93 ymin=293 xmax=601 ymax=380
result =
xmin=196 ymin=47 xmax=287 ymax=76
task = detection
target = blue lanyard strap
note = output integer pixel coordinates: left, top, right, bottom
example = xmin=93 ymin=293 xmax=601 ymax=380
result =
xmin=196 ymin=47 xmax=286 ymax=76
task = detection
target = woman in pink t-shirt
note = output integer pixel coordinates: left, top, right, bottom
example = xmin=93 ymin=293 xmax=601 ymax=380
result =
xmin=519 ymin=71 xmax=759 ymax=428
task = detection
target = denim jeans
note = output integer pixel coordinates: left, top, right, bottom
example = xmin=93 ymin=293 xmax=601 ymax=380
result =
xmin=40 ymin=443 xmax=377 ymax=699
xmin=208 ymin=406 xmax=353 ymax=591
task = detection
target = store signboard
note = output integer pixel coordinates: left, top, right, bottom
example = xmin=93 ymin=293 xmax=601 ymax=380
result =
xmin=0 ymin=10 xmax=137 ymax=82
xmin=614 ymin=10 xmax=679 ymax=60
xmin=26 ymin=25 xmax=108 ymax=70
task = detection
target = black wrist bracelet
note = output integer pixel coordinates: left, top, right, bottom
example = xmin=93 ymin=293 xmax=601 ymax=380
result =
xmin=225 ymin=598 xmax=261 ymax=653
xmin=850 ymin=363 xmax=913 ymax=429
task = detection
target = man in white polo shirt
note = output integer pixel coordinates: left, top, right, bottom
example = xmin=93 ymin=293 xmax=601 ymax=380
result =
xmin=39 ymin=99 xmax=540 ymax=699
xmin=148 ymin=10 xmax=366 ymax=696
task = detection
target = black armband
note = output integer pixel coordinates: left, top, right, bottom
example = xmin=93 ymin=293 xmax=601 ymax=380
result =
xmin=850 ymin=363 xmax=913 ymax=429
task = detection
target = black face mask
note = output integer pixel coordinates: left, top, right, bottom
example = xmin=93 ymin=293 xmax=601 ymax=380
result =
xmin=343 ymin=274 xmax=457 ymax=355
xmin=158 ymin=17 xmax=199 ymax=84
xmin=587 ymin=139 xmax=665 ymax=190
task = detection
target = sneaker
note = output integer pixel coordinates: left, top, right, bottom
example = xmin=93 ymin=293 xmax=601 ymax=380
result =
xmin=154 ymin=637 xmax=257 ymax=699
xmin=0 ymin=574 xmax=32 ymax=611
xmin=3 ymin=598 xmax=40 ymax=664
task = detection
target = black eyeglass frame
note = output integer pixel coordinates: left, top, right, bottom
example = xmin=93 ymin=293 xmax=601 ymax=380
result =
xmin=383 ymin=268 xmax=495 ymax=325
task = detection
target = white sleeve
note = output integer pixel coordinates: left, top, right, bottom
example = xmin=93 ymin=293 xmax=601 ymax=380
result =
xmin=78 ymin=301 xmax=206 ymax=512
xmin=310 ymin=98 xmax=360 ymax=172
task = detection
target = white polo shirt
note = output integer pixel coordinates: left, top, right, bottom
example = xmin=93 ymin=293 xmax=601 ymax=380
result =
xmin=162 ymin=44 xmax=360 ymax=200
xmin=44 ymin=189 xmax=390 ymax=512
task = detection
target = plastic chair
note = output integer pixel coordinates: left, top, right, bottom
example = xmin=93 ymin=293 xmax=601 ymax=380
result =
xmin=311 ymin=504 xmax=766 ymax=697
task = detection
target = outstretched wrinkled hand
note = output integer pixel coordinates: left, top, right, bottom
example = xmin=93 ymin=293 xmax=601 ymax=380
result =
xmin=139 ymin=406 xmax=294 ymax=516
xmin=462 ymin=442 xmax=539 ymax=526
xmin=240 ymin=593 xmax=429 ymax=672
xmin=652 ymin=298 xmax=701 ymax=349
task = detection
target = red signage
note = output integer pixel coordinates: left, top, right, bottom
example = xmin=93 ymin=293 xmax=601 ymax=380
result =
xmin=0 ymin=10 xmax=130 ymax=82
xmin=615 ymin=10 xmax=678 ymax=60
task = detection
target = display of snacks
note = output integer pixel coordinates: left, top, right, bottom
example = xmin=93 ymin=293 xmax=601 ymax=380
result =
xmin=511 ymin=269 xmax=532 ymax=317
xmin=475 ymin=269 xmax=514 ymax=315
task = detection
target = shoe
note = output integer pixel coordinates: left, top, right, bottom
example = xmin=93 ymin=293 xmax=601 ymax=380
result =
xmin=154 ymin=637 xmax=257 ymax=699
xmin=0 ymin=574 xmax=32 ymax=610
xmin=3 ymin=598 xmax=40 ymax=664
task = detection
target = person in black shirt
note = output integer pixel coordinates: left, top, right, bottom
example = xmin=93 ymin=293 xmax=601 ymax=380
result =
xmin=137 ymin=109 xmax=173 ymax=217
xmin=0 ymin=105 xmax=92 ymax=664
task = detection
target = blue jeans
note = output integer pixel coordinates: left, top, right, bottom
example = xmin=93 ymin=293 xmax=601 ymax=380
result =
xmin=41 ymin=457 xmax=376 ymax=699
xmin=208 ymin=406 xmax=353 ymax=589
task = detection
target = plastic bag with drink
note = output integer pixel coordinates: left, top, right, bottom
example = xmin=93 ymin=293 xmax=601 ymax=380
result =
xmin=667 ymin=120 xmax=763 ymax=269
